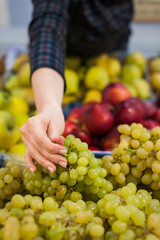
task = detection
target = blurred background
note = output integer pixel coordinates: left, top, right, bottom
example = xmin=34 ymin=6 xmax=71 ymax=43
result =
xmin=0 ymin=0 xmax=160 ymax=58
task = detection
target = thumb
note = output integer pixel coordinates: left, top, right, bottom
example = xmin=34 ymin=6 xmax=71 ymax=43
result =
xmin=47 ymin=123 xmax=65 ymax=146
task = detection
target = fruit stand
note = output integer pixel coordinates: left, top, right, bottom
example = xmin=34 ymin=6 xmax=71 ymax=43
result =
xmin=0 ymin=50 xmax=160 ymax=239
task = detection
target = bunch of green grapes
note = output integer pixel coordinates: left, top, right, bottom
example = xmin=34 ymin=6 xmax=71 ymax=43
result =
xmin=103 ymin=124 xmax=160 ymax=194
xmin=98 ymin=182 xmax=160 ymax=240
xmin=23 ymin=134 xmax=113 ymax=201
xmin=0 ymin=193 xmax=105 ymax=240
xmin=0 ymin=160 xmax=24 ymax=208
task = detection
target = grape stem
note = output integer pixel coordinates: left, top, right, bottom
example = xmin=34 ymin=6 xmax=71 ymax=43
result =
xmin=50 ymin=225 xmax=81 ymax=237
xmin=124 ymin=148 xmax=136 ymax=153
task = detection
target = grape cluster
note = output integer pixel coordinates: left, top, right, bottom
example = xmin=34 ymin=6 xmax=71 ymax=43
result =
xmin=23 ymin=134 xmax=113 ymax=201
xmin=103 ymin=124 xmax=160 ymax=195
xmin=100 ymin=183 xmax=160 ymax=240
xmin=0 ymin=160 xmax=24 ymax=208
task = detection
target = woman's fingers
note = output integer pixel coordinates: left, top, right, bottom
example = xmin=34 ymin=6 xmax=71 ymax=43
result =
xmin=21 ymin=121 xmax=67 ymax=155
xmin=23 ymin=140 xmax=57 ymax=173
xmin=22 ymin=133 xmax=67 ymax=165
xmin=23 ymin=136 xmax=67 ymax=169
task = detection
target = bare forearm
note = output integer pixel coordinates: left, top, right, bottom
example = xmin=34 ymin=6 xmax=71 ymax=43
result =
xmin=31 ymin=68 xmax=64 ymax=112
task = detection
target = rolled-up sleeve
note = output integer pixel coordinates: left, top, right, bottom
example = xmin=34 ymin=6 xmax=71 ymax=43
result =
xmin=29 ymin=0 xmax=69 ymax=85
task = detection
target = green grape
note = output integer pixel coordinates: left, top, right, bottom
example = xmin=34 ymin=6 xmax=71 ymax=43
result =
xmin=21 ymin=222 xmax=39 ymax=239
xmin=76 ymin=142 xmax=88 ymax=152
xmin=75 ymin=211 xmax=88 ymax=224
xmin=112 ymin=220 xmax=127 ymax=233
xmin=115 ymin=205 xmax=130 ymax=221
xmin=56 ymin=185 xmax=67 ymax=200
xmin=69 ymin=169 xmax=78 ymax=179
xmin=77 ymin=157 xmax=89 ymax=167
xmin=30 ymin=196 xmax=43 ymax=212
xmin=51 ymin=179 xmax=60 ymax=189
xmin=43 ymin=197 xmax=58 ymax=211
xmin=76 ymin=166 xmax=88 ymax=176
xmin=11 ymin=194 xmax=26 ymax=209
xmin=84 ymin=175 xmax=93 ymax=185
xmin=119 ymin=229 xmax=135 ymax=240
xmin=88 ymin=169 xmax=98 ymax=179
xmin=0 ymin=180 xmax=4 ymax=188
xmin=131 ymin=209 xmax=146 ymax=226
xmin=68 ymin=152 xmax=78 ymax=164
xmin=145 ymin=234 xmax=159 ymax=240
xmin=89 ymin=223 xmax=104 ymax=237
xmin=4 ymin=174 xmax=13 ymax=184
xmin=89 ymin=158 xmax=99 ymax=168
xmin=70 ymin=191 xmax=82 ymax=202
xmin=110 ymin=163 xmax=121 ymax=175
xmin=21 ymin=215 xmax=35 ymax=225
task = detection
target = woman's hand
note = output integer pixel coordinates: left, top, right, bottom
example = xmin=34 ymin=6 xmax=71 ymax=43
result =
xmin=21 ymin=107 xmax=67 ymax=173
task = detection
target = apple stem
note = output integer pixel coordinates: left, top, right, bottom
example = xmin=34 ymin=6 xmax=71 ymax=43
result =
xmin=124 ymin=148 xmax=136 ymax=153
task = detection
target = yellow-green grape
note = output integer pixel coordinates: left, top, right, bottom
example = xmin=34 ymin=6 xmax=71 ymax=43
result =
xmin=146 ymin=157 xmax=154 ymax=168
xmin=75 ymin=211 xmax=88 ymax=224
xmin=120 ymin=163 xmax=130 ymax=175
xmin=131 ymin=128 xmax=142 ymax=139
xmin=154 ymin=139 xmax=160 ymax=151
xmin=131 ymin=167 xmax=142 ymax=179
xmin=118 ymin=124 xmax=131 ymax=136
xmin=43 ymin=197 xmax=58 ymax=211
xmin=10 ymin=208 xmax=24 ymax=219
xmin=115 ymin=205 xmax=130 ymax=221
xmin=68 ymin=152 xmax=78 ymax=164
xmin=110 ymin=163 xmax=121 ymax=175
xmin=122 ymin=153 xmax=131 ymax=163
xmin=4 ymin=174 xmax=13 ymax=184
xmin=145 ymin=234 xmax=159 ymax=240
xmin=39 ymin=211 xmax=56 ymax=226
xmin=147 ymin=213 xmax=160 ymax=230
xmin=21 ymin=222 xmax=39 ymax=239
xmin=70 ymin=191 xmax=82 ymax=202
xmin=152 ymin=161 xmax=160 ymax=173
xmin=143 ymin=140 xmax=154 ymax=152
xmin=3 ymin=216 xmax=20 ymax=240
xmin=137 ymin=160 xmax=146 ymax=171
xmin=76 ymin=166 xmax=88 ymax=176
xmin=77 ymin=157 xmax=89 ymax=167
xmin=11 ymin=194 xmax=26 ymax=209
xmin=69 ymin=169 xmax=78 ymax=180
xmin=30 ymin=196 xmax=43 ymax=212
xmin=112 ymin=220 xmax=127 ymax=233
xmin=115 ymin=173 xmax=126 ymax=184
xmin=130 ymin=155 xmax=139 ymax=166
xmin=89 ymin=223 xmax=104 ymax=237
xmin=141 ymin=173 xmax=152 ymax=185
xmin=21 ymin=215 xmax=35 ymax=225
xmin=59 ymin=172 xmax=69 ymax=182
xmin=136 ymin=148 xmax=148 ymax=159
xmin=91 ymin=216 xmax=103 ymax=225
xmin=119 ymin=229 xmax=135 ymax=240
xmin=131 ymin=209 xmax=146 ymax=226
xmin=156 ymin=151 xmax=160 ymax=161
xmin=130 ymin=139 xmax=140 ymax=149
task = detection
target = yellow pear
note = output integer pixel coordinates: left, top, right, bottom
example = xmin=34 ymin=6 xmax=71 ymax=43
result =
xmin=83 ymin=89 xmax=102 ymax=103
xmin=122 ymin=64 xmax=142 ymax=83
xmin=106 ymin=58 xmax=121 ymax=77
xmin=65 ymin=69 xmax=79 ymax=95
xmin=126 ymin=52 xmax=146 ymax=73
xmin=18 ymin=62 xmax=31 ymax=87
xmin=5 ymin=74 xmax=19 ymax=91
xmin=13 ymin=53 xmax=29 ymax=72
xmin=149 ymin=58 xmax=160 ymax=73
xmin=132 ymin=78 xmax=150 ymax=99
xmin=0 ymin=111 xmax=20 ymax=150
xmin=123 ymin=82 xmax=138 ymax=97
xmin=0 ymin=91 xmax=12 ymax=110
xmin=8 ymin=142 xmax=26 ymax=155
xmin=85 ymin=66 xmax=109 ymax=91
xmin=150 ymin=72 xmax=160 ymax=90
xmin=65 ymin=57 xmax=81 ymax=70
xmin=7 ymin=96 xmax=29 ymax=114
xmin=10 ymin=87 xmax=34 ymax=105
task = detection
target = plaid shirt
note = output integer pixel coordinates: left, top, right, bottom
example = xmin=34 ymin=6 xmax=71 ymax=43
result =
xmin=29 ymin=0 xmax=133 ymax=83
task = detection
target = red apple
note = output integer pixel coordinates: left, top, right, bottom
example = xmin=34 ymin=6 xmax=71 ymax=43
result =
xmin=102 ymin=83 xmax=131 ymax=106
xmin=66 ymin=106 xmax=83 ymax=123
xmin=154 ymin=108 xmax=160 ymax=122
xmin=63 ymin=120 xmax=92 ymax=145
xmin=89 ymin=146 xmax=101 ymax=150
xmin=140 ymin=119 xmax=159 ymax=130
xmin=115 ymin=98 xmax=145 ymax=124
xmin=100 ymin=126 xmax=120 ymax=150
xmin=143 ymin=101 xmax=158 ymax=119
xmin=83 ymin=102 xmax=115 ymax=136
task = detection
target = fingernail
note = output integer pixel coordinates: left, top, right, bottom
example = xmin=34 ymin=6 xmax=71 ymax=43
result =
xmin=59 ymin=149 xmax=67 ymax=154
xmin=30 ymin=168 xmax=35 ymax=173
xmin=48 ymin=166 xmax=54 ymax=173
xmin=59 ymin=161 xmax=67 ymax=168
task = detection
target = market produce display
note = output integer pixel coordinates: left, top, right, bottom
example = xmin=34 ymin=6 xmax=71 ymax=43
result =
xmin=0 ymin=51 xmax=160 ymax=239
xmin=0 ymin=132 xmax=160 ymax=239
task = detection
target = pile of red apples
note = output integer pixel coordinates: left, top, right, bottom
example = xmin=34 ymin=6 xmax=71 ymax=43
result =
xmin=63 ymin=83 xmax=160 ymax=151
